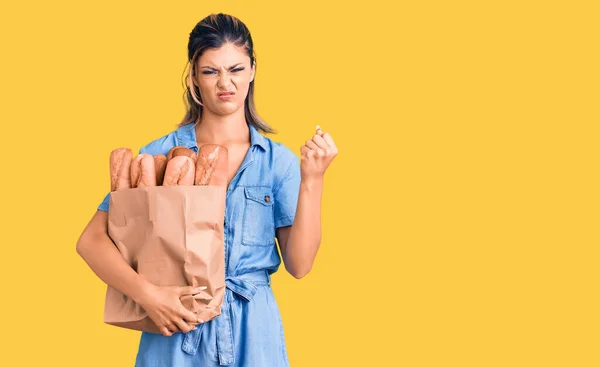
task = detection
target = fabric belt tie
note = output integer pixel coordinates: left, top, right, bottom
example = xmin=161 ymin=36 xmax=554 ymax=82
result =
xmin=181 ymin=270 xmax=271 ymax=365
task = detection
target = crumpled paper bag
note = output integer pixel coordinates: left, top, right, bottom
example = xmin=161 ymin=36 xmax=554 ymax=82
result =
xmin=103 ymin=185 xmax=226 ymax=333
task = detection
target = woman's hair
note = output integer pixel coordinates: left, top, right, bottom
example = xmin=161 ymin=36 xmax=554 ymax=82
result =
xmin=178 ymin=13 xmax=276 ymax=134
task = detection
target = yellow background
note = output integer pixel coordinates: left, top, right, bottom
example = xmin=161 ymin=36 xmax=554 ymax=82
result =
xmin=1 ymin=1 xmax=598 ymax=366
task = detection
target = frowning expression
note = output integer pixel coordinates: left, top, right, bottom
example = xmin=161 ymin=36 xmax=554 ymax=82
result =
xmin=191 ymin=42 xmax=255 ymax=116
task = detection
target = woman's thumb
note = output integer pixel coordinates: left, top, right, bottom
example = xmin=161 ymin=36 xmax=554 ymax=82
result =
xmin=316 ymin=125 xmax=324 ymax=136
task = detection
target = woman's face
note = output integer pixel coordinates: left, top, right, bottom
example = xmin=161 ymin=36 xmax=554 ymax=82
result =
xmin=192 ymin=42 xmax=255 ymax=116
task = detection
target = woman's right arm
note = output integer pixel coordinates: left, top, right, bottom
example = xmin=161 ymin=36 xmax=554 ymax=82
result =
xmin=76 ymin=209 xmax=204 ymax=336
xmin=76 ymin=209 xmax=152 ymax=304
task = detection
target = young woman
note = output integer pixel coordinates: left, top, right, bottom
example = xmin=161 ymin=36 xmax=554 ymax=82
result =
xmin=76 ymin=13 xmax=337 ymax=366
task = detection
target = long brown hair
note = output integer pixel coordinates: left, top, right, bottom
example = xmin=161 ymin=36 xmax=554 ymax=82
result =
xmin=178 ymin=13 xmax=276 ymax=134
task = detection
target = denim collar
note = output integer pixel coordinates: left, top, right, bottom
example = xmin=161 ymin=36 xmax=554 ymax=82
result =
xmin=175 ymin=122 xmax=268 ymax=151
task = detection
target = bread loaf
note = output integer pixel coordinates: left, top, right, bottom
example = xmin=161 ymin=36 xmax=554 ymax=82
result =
xmin=130 ymin=153 xmax=157 ymax=188
xmin=153 ymin=154 xmax=167 ymax=186
xmin=110 ymin=148 xmax=133 ymax=191
xmin=195 ymin=145 xmax=228 ymax=186
xmin=111 ymin=144 xmax=226 ymax=189
xmin=163 ymin=156 xmax=196 ymax=186
xmin=167 ymin=146 xmax=197 ymax=163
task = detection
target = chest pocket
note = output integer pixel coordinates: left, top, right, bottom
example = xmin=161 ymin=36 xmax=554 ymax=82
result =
xmin=242 ymin=186 xmax=276 ymax=247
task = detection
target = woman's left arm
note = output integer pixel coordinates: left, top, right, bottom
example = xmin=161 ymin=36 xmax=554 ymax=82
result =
xmin=276 ymin=127 xmax=338 ymax=279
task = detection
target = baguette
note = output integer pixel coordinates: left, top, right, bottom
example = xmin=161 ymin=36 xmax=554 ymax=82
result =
xmin=195 ymin=144 xmax=228 ymax=186
xmin=110 ymin=148 xmax=133 ymax=191
xmin=130 ymin=153 xmax=157 ymax=188
xmin=163 ymin=156 xmax=196 ymax=186
xmin=167 ymin=146 xmax=197 ymax=163
xmin=153 ymin=154 xmax=167 ymax=186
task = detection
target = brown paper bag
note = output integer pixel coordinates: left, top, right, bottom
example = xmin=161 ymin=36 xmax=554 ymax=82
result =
xmin=103 ymin=185 xmax=226 ymax=333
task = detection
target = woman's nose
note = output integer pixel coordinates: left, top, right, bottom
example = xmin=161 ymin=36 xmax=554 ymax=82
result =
xmin=217 ymin=76 xmax=231 ymax=89
xmin=217 ymin=68 xmax=232 ymax=89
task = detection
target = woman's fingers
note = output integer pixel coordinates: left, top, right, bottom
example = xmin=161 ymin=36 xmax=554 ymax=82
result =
xmin=306 ymin=139 xmax=325 ymax=157
xmin=142 ymin=284 xmax=209 ymax=337
xmin=312 ymin=124 xmax=328 ymax=150
xmin=180 ymin=306 xmax=203 ymax=324
xmin=160 ymin=326 xmax=174 ymax=337
xmin=305 ymin=140 xmax=319 ymax=151
xmin=322 ymin=134 xmax=337 ymax=156
xmin=166 ymin=322 xmax=181 ymax=334
xmin=173 ymin=317 xmax=196 ymax=333
xmin=314 ymin=125 xmax=337 ymax=151
xmin=300 ymin=145 xmax=316 ymax=158
xmin=312 ymin=134 xmax=328 ymax=151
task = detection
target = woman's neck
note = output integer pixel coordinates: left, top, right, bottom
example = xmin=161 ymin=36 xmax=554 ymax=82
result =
xmin=194 ymin=108 xmax=250 ymax=146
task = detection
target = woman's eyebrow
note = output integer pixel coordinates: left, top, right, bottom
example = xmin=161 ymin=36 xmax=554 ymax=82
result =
xmin=200 ymin=63 xmax=243 ymax=70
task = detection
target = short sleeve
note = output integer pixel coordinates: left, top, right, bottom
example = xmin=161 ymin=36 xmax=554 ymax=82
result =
xmin=97 ymin=146 xmax=146 ymax=213
xmin=273 ymin=155 xmax=301 ymax=228
xmin=97 ymin=192 xmax=110 ymax=212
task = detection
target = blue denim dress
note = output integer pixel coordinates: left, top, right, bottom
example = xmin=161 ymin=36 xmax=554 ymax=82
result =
xmin=97 ymin=122 xmax=301 ymax=366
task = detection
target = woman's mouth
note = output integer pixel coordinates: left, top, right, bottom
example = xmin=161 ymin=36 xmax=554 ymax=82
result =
xmin=217 ymin=92 xmax=235 ymax=101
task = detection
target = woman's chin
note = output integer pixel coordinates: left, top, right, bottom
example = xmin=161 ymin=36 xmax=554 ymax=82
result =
xmin=209 ymin=103 xmax=243 ymax=116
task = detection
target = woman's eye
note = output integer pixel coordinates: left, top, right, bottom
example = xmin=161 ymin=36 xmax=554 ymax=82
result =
xmin=201 ymin=68 xmax=243 ymax=75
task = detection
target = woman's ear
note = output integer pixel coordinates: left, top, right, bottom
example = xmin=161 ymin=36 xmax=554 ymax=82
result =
xmin=189 ymin=62 xmax=201 ymax=87
xmin=250 ymin=63 xmax=256 ymax=82
xmin=191 ymin=70 xmax=199 ymax=87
